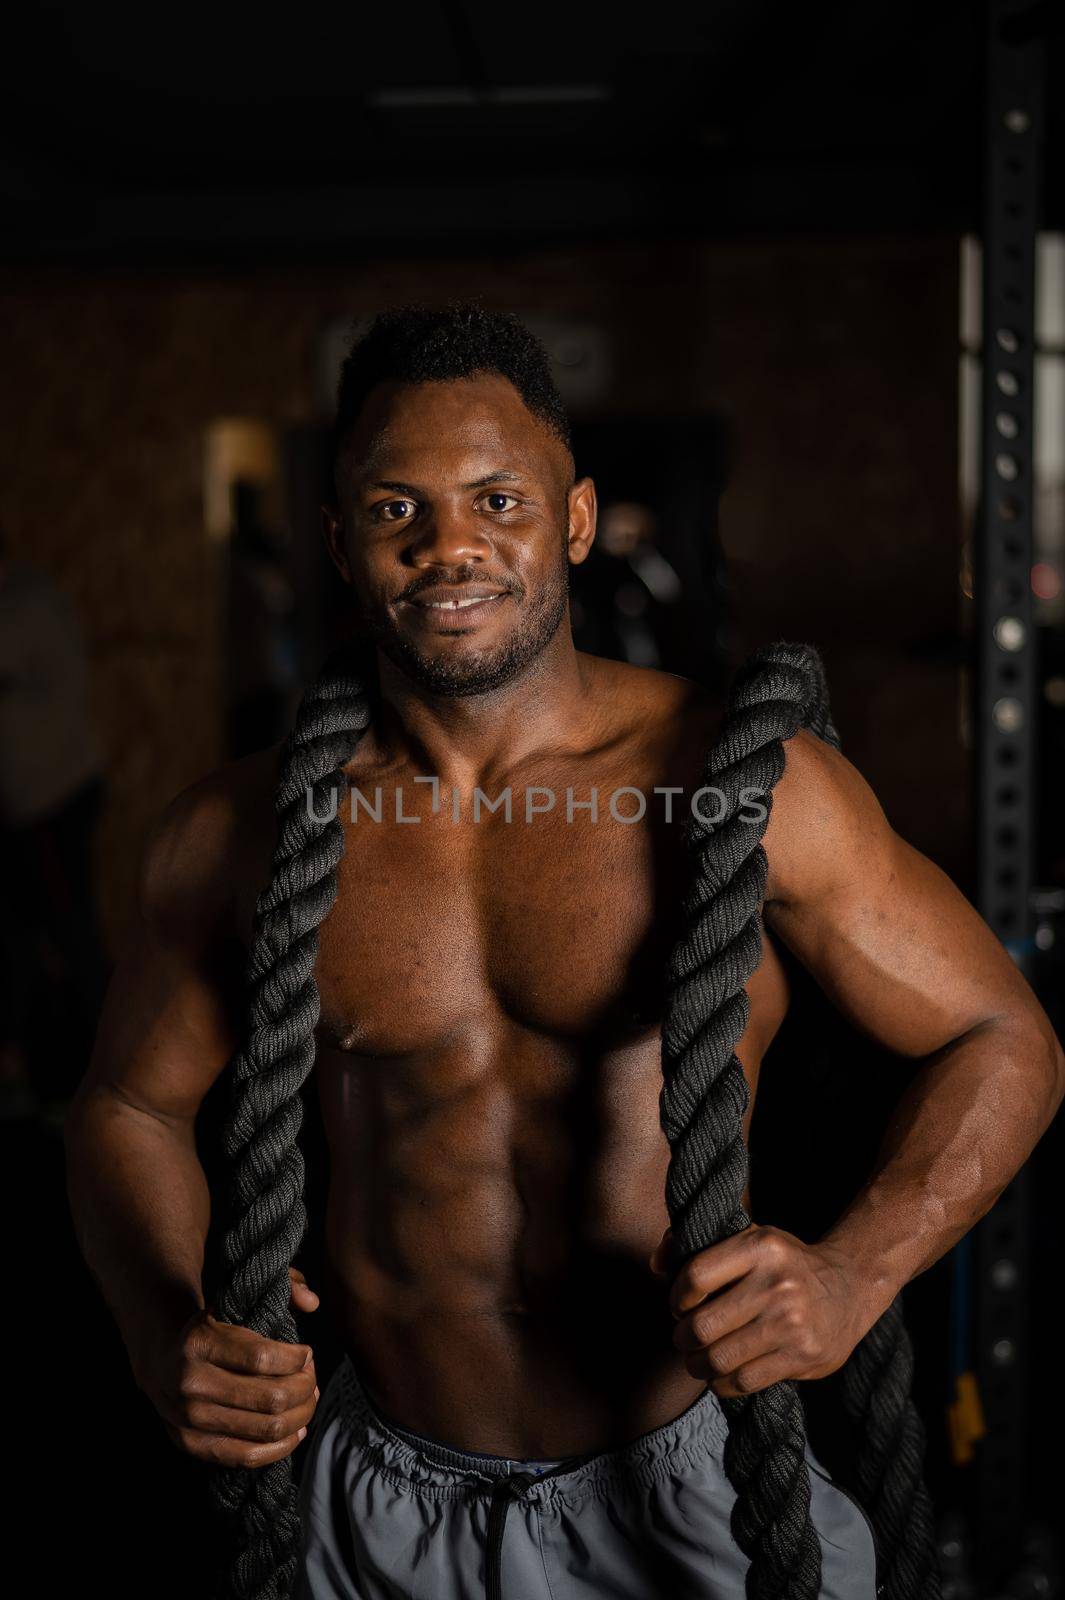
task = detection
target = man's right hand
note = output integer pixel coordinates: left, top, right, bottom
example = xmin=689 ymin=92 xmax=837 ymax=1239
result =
xmin=135 ymin=1309 xmax=320 ymax=1469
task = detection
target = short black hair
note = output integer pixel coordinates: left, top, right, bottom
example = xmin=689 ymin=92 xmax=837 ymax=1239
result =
xmin=332 ymin=301 xmax=573 ymax=478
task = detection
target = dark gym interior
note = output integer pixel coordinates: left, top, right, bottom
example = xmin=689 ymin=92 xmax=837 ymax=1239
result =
xmin=2 ymin=4 xmax=1063 ymax=1596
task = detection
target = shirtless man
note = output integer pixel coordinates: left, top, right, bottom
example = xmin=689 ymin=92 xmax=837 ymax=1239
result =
xmin=65 ymin=306 xmax=1065 ymax=1600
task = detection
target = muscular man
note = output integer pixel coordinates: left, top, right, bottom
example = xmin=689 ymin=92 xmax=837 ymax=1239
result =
xmin=65 ymin=306 xmax=1064 ymax=1600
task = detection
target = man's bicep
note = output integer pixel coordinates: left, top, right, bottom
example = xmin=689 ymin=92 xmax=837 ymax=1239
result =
xmin=78 ymin=786 xmax=246 ymax=1125
xmin=762 ymin=730 xmax=1036 ymax=1060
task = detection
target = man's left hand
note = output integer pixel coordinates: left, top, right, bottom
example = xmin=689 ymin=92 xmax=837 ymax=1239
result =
xmin=650 ymin=1223 xmax=879 ymax=1399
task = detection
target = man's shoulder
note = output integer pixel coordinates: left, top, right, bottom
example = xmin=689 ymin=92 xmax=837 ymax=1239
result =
xmin=138 ymin=741 xmax=284 ymax=944
xmin=582 ymin=654 xmax=726 ymax=751
xmin=764 ymin=727 xmax=891 ymax=905
xmin=149 ymin=740 xmax=284 ymax=850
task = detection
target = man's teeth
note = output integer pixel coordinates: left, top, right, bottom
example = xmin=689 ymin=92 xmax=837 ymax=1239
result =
xmin=426 ymin=595 xmax=500 ymax=610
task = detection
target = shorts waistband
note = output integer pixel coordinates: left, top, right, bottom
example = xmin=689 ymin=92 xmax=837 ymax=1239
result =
xmin=333 ymin=1352 xmax=729 ymax=1505
xmin=384 ymin=1411 xmax=566 ymax=1476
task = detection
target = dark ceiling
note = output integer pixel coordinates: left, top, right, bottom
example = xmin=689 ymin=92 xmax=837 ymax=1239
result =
xmin=0 ymin=0 xmax=1060 ymax=265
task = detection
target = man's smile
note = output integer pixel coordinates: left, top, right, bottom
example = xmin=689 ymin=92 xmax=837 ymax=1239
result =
xmin=399 ymin=585 xmax=512 ymax=629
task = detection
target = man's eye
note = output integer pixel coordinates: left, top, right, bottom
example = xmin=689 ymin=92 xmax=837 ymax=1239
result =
xmin=481 ymin=492 xmax=519 ymax=513
xmin=377 ymin=499 xmax=416 ymax=521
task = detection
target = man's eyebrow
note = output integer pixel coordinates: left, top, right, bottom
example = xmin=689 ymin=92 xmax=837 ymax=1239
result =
xmin=365 ymin=479 xmax=420 ymax=494
xmin=364 ymin=469 xmax=524 ymax=494
xmin=462 ymin=469 xmax=523 ymax=490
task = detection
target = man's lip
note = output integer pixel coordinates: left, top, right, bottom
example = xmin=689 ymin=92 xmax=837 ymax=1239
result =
xmin=402 ymin=587 xmax=510 ymax=610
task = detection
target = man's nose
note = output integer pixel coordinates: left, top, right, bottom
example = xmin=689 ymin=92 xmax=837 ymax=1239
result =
xmin=407 ymin=507 xmax=493 ymax=568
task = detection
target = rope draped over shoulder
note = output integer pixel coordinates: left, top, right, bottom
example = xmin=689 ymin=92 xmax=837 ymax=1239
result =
xmin=206 ymin=646 xmax=373 ymax=1600
xmin=660 ymin=639 xmax=940 ymax=1600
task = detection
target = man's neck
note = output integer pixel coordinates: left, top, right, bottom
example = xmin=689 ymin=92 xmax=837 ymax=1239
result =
xmin=362 ymin=637 xmax=602 ymax=791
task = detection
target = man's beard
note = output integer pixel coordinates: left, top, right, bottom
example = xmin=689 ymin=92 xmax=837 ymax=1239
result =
xmin=362 ymin=560 xmax=571 ymax=698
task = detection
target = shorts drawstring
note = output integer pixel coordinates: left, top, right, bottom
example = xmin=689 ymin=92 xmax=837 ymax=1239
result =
xmin=483 ymin=1457 xmax=602 ymax=1600
xmin=485 ymin=1472 xmax=539 ymax=1600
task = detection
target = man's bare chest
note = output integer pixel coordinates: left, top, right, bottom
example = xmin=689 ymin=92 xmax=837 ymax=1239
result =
xmin=313 ymin=795 xmax=693 ymax=1059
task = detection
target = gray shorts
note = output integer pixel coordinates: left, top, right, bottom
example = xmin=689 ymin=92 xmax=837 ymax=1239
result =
xmin=297 ymin=1354 xmax=879 ymax=1600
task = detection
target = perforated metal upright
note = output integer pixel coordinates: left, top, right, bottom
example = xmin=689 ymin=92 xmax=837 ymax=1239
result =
xmin=972 ymin=0 xmax=1044 ymax=1580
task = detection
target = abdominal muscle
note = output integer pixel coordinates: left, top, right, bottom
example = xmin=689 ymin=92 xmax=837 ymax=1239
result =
xmin=313 ymin=1030 xmax=760 ymax=1460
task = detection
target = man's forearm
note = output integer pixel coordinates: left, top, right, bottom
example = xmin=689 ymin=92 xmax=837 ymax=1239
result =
xmin=64 ymin=1084 xmax=211 ymax=1378
xmin=817 ymin=1015 xmax=1065 ymax=1317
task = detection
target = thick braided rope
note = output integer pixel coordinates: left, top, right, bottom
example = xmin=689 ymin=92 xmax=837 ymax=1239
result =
xmin=661 ymin=639 xmax=940 ymax=1600
xmin=842 ymin=1300 xmax=941 ymax=1600
xmin=206 ymin=647 xmax=373 ymax=1600
xmin=661 ymin=641 xmax=830 ymax=1600
xmin=662 ymin=640 xmax=939 ymax=1600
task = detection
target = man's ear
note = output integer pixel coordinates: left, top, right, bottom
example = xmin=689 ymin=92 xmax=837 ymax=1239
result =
xmin=321 ymin=503 xmax=352 ymax=585
xmin=566 ymin=476 xmax=597 ymax=568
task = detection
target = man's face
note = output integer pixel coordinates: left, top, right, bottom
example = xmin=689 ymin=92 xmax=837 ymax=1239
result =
xmin=323 ymin=372 xmax=596 ymax=696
